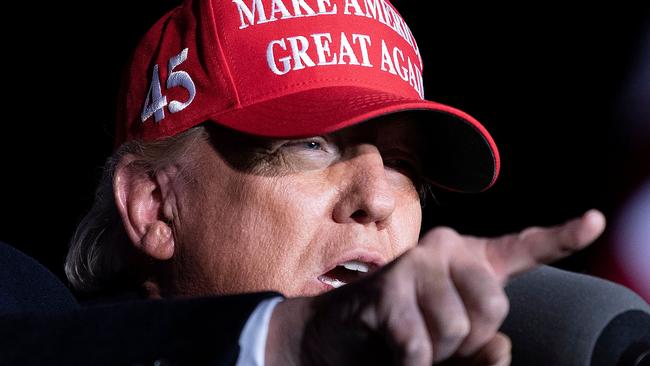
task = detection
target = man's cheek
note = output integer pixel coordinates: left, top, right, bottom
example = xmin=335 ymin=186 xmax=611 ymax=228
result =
xmin=392 ymin=210 xmax=421 ymax=254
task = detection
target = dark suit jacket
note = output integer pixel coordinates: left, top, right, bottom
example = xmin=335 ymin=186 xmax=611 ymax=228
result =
xmin=0 ymin=241 xmax=278 ymax=365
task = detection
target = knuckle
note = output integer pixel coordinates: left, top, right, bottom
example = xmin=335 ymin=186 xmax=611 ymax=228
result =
xmin=405 ymin=245 xmax=439 ymax=270
xmin=409 ymin=245 xmax=428 ymax=258
xmin=518 ymin=226 xmax=543 ymax=241
xmin=431 ymin=226 xmax=460 ymax=240
xmin=403 ymin=337 xmax=433 ymax=365
xmin=438 ymin=316 xmax=470 ymax=342
xmin=386 ymin=307 xmax=434 ymax=365
xmin=478 ymin=291 xmax=510 ymax=323
xmin=424 ymin=227 xmax=460 ymax=247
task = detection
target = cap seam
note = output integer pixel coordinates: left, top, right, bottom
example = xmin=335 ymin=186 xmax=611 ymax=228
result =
xmin=208 ymin=0 xmax=241 ymax=107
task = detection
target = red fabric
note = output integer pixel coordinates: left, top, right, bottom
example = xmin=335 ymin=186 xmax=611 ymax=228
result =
xmin=116 ymin=0 xmax=500 ymax=192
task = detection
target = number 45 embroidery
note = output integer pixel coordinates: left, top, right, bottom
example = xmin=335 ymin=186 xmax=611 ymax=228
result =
xmin=141 ymin=48 xmax=196 ymax=123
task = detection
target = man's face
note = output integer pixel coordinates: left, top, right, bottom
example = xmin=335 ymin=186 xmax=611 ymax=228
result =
xmin=165 ymin=116 xmax=424 ymax=297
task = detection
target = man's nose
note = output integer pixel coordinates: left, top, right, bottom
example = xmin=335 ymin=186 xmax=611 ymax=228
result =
xmin=332 ymin=144 xmax=396 ymax=229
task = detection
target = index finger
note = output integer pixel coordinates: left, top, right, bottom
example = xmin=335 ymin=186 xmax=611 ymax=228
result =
xmin=486 ymin=209 xmax=606 ymax=282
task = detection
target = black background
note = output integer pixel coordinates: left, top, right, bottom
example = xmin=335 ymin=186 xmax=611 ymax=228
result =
xmin=0 ymin=1 xmax=648 ymax=285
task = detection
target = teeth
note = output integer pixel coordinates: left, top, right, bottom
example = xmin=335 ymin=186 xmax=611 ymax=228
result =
xmin=318 ymin=276 xmax=346 ymax=288
xmin=341 ymin=261 xmax=369 ymax=273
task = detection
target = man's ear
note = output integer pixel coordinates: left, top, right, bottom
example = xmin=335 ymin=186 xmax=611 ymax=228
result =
xmin=114 ymin=155 xmax=175 ymax=261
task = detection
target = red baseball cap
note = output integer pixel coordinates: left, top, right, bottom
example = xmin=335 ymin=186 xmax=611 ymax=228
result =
xmin=116 ymin=0 xmax=500 ymax=192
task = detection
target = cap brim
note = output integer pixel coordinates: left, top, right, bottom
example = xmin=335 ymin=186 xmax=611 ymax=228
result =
xmin=211 ymin=86 xmax=500 ymax=193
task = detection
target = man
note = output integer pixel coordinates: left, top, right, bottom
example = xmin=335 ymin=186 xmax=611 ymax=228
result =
xmin=4 ymin=0 xmax=606 ymax=365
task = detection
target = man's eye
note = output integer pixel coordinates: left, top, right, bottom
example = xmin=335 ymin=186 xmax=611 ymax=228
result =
xmin=303 ymin=141 xmax=322 ymax=150
xmin=282 ymin=138 xmax=327 ymax=152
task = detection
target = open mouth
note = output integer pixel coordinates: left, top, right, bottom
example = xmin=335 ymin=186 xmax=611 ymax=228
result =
xmin=318 ymin=260 xmax=376 ymax=289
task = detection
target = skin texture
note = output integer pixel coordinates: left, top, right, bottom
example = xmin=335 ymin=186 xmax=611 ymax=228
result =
xmin=266 ymin=210 xmax=605 ymax=366
xmin=115 ymin=117 xmax=424 ymax=297
xmin=113 ymin=116 xmax=606 ymax=365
